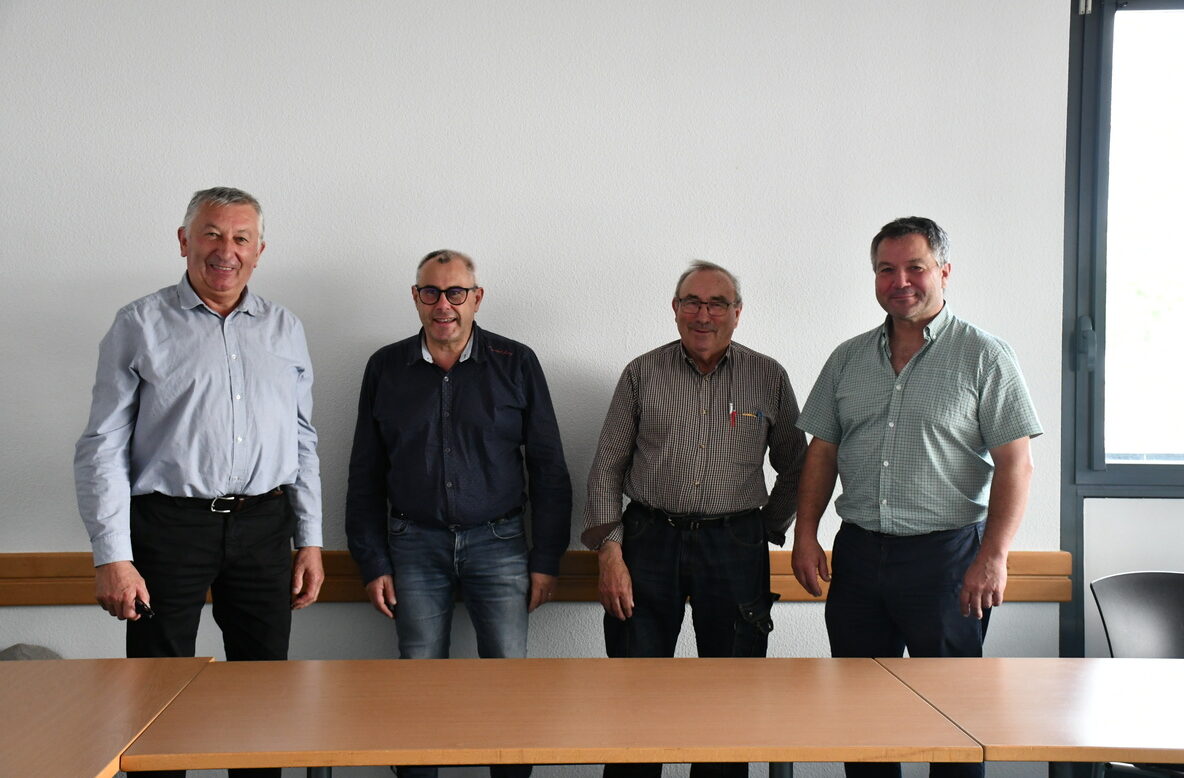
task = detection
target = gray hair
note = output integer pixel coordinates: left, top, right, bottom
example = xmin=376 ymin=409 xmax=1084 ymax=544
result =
xmin=870 ymin=216 xmax=950 ymax=267
xmin=416 ymin=249 xmax=478 ymax=284
xmin=674 ymin=260 xmax=742 ymax=305
xmin=182 ymin=187 xmax=264 ymax=240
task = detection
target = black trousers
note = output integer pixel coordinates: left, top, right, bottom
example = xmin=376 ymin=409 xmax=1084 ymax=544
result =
xmin=602 ymin=503 xmax=775 ymax=778
xmin=826 ymin=522 xmax=990 ymax=778
xmin=126 ymin=490 xmax=295 ymax=778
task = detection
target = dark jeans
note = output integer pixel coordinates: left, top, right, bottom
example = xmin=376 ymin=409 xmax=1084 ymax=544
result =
xmin=126 ymin=490 xmax=295 ymax=778
xmin=389 ymin=514 xmax=532 ymax=778
xmin=826 ymin=522 xmax=990 ymax=778
xmin=603 ymin=502 xmax=776 ymax=778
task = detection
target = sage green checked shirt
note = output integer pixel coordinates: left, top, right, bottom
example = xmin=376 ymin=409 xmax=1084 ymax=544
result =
xmin=796 ymin=306 xmax=1042 ymax=536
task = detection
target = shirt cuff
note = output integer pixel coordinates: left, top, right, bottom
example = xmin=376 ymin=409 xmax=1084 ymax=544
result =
xmin=91 ymin=534 xmax=133 ymax=568
xmin=294 ymin=518 xmax=323 ymax=549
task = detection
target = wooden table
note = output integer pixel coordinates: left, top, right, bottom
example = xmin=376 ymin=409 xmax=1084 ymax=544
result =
xmin=0 ymin=657 xmax=211 ymax=778
xmin=878 ymin=658 xmax=1184 ymax=765
xmin=122 ymin=657 xmax=981 ymax=773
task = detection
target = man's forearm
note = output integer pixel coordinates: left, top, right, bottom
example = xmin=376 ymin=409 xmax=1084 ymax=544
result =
xmin=980 ymin=437 xmax=1035 ymax=558
xmin=793 ymin=437 xmax=840 ymax=542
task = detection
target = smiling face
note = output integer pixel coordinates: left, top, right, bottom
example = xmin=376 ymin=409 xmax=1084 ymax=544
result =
xmin=414 ymin=259 xmax=483 ymax=352
xmin=673 ymin=268 xmax=741 ymax=373
xmin=873 ymin=233 xmax=951 ymax=325
xmin=177 ymin=202 xmax=264 ymax=316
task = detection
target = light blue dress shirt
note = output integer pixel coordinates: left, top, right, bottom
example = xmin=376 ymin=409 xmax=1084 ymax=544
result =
xmin=75 ymin=274 xmax=322 ymax=566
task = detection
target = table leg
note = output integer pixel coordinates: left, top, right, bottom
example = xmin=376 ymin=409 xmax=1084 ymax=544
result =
xmin=308 ymin=767 xmax=332 ymax=778
xmin=1050 ymin=762 xmax=1093 ymax=778
xmin=770 ymin=762 xmax=794 ymax=778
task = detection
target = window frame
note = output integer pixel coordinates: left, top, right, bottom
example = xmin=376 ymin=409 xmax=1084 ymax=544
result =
xmin=1061 ymin=0 xmax=1184 ymax=659
xmin=1068 ymin=0 xmax=1184 ymax=488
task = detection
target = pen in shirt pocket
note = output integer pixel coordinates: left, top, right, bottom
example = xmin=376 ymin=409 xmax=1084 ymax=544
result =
xmin=730 ymin=408 xmax=764 ymax=425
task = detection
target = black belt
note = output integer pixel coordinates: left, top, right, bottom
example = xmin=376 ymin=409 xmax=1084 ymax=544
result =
xmin=392 ymin=506 xmax=524 ymax=528
xmin=148 ymin=487 xmax=284 ymax=514
xmin=633 ymin=502 xmax=759 ymax=530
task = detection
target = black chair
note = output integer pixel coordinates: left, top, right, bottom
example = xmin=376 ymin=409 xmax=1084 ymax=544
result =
xmin=1091 ymin=571 xmax=1184 ymax=659
xmin=1089 ymin=571 xmax=1184 ymax=778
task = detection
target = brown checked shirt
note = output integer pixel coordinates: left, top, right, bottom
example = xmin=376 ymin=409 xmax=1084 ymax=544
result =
xmin=581 ymin=340 xmax=807 ymax=549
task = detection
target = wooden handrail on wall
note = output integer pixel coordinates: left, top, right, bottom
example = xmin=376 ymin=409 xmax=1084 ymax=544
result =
xmin=0 ymin=550 xmax=1071 ymax=606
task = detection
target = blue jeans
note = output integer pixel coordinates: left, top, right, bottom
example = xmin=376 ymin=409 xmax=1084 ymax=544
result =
xmin=826 ymin=522 xmax=990 ymax=778
xmin=603 ymin=502 xmax=775 ymax=778
xmin=388 ymin=513 xmax=531 ymax=778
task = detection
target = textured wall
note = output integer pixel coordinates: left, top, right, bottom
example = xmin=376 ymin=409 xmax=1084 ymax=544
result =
xmin=1 ymin=2 xmax=1069 ymax=776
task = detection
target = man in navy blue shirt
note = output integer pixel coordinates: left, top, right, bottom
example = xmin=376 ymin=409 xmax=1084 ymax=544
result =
xmin=346 ymin=249 xmax=571 ymax=778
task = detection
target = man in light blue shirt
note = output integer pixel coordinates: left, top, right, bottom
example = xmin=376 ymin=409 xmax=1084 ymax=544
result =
xmin=75 ymin=189 xmax=323 ymax=765
xmin=793 ymin=217 xmax=1041 ymax=778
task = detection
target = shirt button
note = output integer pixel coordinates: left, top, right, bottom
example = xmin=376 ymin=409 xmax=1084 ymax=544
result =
xmin=881 ymin=499 xmax=887 ymax=505
xmin=231 ymin=354 xmax=238 ymax=360
xmin=693 ymin=481 xmax=701 ymax=487
xmin=700 ymin=409 xmax=707 ymax=415
xmin=888 ymin=421 xmax=894 ymax=428
xmin=234 ymin=394 xmax=242 ymax=401
xmin=882 ymin=461 xmax=889 ymax=467
xmin=443 ymin=411 xmax=450 ymax=418
xmin=236 ymin=436 xmax=244 ymax=443
xmin=895 ymin=384 xmax=901 ymax=391
xmin=699 ymin=443 xmax=706 ymax=449
xmin=443 ymin=376 xmax=450 ymax=383
xmin=445 ymin=481 xmax=453 ymax=488
xmin=444 ymin=447 xmax=451 ymax=454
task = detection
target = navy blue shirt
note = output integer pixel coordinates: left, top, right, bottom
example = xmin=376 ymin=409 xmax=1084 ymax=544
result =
xmin=346 ymin=324 xmax=572 ymax=582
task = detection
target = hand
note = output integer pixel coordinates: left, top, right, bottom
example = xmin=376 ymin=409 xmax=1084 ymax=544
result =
xmin=527 ymin=572 xmax=559 ymax=613
xmin=960 ymin=551 xmax=1007 ymax=619
xmin=290 ymin=546 xmax=325 ymax=610
xmin=365 ymin=575 xmax=397 ymax=619
xmin=95 ymin=560 xmax=149 ymax=620
xmin=597 ymin=542 xmax=634 ymax=621
xmin=791 ymin=536 xmax=830 ymax=598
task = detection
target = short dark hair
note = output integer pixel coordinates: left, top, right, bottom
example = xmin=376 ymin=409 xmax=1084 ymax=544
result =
xmin=870 ymin=216 xmax=950 ymax=267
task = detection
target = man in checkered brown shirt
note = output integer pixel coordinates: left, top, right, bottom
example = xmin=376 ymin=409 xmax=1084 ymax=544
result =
xmin=582 ymin=260 xmax=807 ymax=778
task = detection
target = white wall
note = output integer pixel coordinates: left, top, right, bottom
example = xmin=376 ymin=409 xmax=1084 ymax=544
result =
xmin=0 ymin=2 xmax=1068 ymax=776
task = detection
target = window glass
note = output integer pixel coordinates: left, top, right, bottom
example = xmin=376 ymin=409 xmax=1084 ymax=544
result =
xmin=1103 ymin=9 xmax=1184 ymax=463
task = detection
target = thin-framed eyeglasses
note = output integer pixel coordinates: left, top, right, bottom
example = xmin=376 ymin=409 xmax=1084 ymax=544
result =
xmin=415 ymin=285 xmax=479 ymax=305
xmin=676 ymin=297 xmax=736 ymax=317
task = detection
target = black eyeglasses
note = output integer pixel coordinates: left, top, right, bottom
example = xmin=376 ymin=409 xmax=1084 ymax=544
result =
xmin=676 ymin=297 xmax=736 ymax=317
xmin=415 ymin=285 xmax=479 ymax=305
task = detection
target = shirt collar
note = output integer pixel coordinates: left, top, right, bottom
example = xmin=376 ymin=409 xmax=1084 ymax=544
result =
xmin=678 ymin=340 xmax=733 ymax=375
xmin=878 ymin=303 xmax=952 ymax=344
xmin=417 ymin=323 xmax=480 ymax=365
xmin=175 ymin=273 xmax=259 ymax=316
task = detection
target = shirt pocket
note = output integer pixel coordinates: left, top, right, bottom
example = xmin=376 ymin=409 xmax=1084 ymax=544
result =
xmin=723 ymin=403 xmax=770 ymax=468
xmin=907 ymin=369 xmax=982 ymax=448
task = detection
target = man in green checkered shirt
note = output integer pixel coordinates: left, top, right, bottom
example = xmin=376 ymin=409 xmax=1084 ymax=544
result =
xmin=793 ymin=216 xmax=1042 ymax=778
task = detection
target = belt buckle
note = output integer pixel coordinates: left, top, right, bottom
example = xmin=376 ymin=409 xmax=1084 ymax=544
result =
xmin=210 ymin=496 xmax=236 ymax=513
